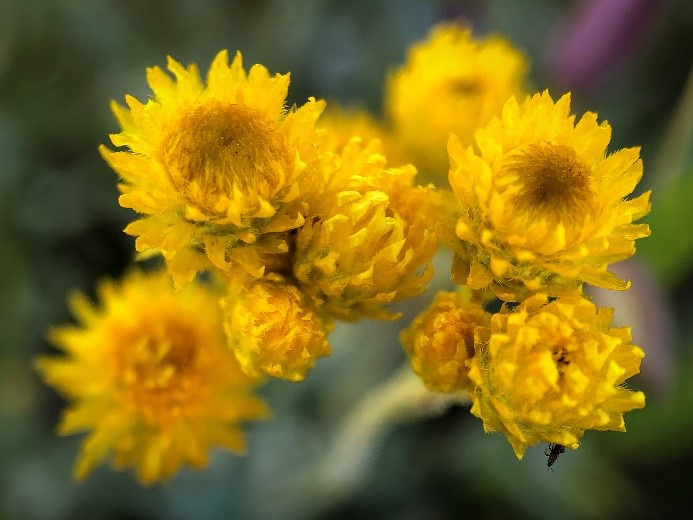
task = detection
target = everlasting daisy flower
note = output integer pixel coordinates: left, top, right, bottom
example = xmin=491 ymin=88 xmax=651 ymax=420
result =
xmin=222 ymin=274 xmax=333 ymax=382
xmin=447 ymin=91 xmax=651 ymax=301
xmin=400 ymin=290 xmax=491 ymax=393
xmin=385 ymin=22 xmax=527 ymax=180
xmin=35 ymin=269 xmax=269 ymax=485
xmin=293 ymin=138 xmax=438 ymax=321
xmin=100 ymin=50 xmax=327 ymax=286
xmin=467 ymin=293 xmax=645 ymax=458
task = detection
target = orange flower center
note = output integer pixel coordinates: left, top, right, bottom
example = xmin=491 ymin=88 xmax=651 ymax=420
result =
xmin=114 ymin=315 xmax=201 ymax=398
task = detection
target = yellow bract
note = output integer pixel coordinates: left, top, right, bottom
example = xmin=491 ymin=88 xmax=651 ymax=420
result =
xmin=385 ymin=22 xmax=527 ymax=181
xmin=447 ymin=91 xmax=651 ymax=301
xmin=467 ymin=293 xmax=645 ymax=458
xmin=222 ymin=274 xmax=333 ymax=382
xmin=318 ymin=102 xmax=396 ymax=158
xmin=34 ymin=269 xmax=269 ymax=485
xmin=400 ymin=290 xmax=491 ymax=393
xmin=100 ymin=50 xmax=327 ymax=286
xmin=293 ymin=138 xmax=439 ymax=321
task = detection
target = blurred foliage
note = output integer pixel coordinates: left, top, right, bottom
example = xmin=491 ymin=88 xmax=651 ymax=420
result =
xmin=640 ymin=166 xmax=693 ymax=288
xmin=0 ymin=0 xmax=691 ymax=519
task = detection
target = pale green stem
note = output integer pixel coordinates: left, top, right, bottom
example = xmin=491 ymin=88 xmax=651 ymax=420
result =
xmin=280 ymin=364 xmax=466 ymax=516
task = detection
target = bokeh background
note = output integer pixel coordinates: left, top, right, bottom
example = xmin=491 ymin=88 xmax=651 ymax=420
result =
xmin=1 ymin=0 xmax=691 ymax=518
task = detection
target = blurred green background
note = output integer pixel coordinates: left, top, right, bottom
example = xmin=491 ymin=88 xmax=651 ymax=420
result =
xmin=1 ymin=0 xmax=691 ymax=518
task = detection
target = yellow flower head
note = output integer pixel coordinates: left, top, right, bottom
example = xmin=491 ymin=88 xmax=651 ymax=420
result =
xmin=447 ymin=91 xmax=651 ymax=301
xmin=222 ymin=274 xmax=333 ymax=382
xmin=35 ymin=269 xmax=269 ymax=485
xmin=467 ymin=293 xmax=645 ymax=458
xmin=100 ymin=50 xmax=327 ymax=285
xmin=318 ymin=102 xmax=395 ymax=157
xmin=400 ymin=290 xmax=491 ymax=393
xmin=385 ymin=22 xmax=527 ymax=180
xmin=293 ymin=138 xmax=439 ymax=321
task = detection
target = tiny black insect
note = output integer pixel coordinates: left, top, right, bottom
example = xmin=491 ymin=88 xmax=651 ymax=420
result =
xmin=545 ymin=443 xmax=565 ymax=470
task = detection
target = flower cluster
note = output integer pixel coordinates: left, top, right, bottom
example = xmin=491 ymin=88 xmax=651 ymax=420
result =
xmin=37 ymin=21 xmax=651 ymax=483
xmin=100 ymin=50 xmax=439 ymax=384
xmin=38 ymin=45 xmax=439 ymax=483
xmin=400 ymin=29 xmax=650 ymax=458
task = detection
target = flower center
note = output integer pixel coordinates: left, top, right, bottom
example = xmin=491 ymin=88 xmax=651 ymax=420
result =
xmin=505 ymin=143 xmax=594 ymax=224
xmin=117 ymin=319 xmax=199 ymax=393
xmin=445 ymin=76 xmax=483 ymax=97
xmin=162 ymin=101 xmax=290 ymax=198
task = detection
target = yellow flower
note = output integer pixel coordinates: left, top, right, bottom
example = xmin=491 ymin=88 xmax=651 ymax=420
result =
xmin=35 ymin=269 xmax=269 ymax=485
xmin=467 ymin=293 xmax=645 ymax=458
xmin=100 ymin=50 xmax=327 ymax=286
xmin=447 ymin=91 xmax=651 ymax=301
xmin=385 ymin=22 xmax=527 ymax=181
xmin=400 ymin=290 xmax=491 ymax=393
xmin=293 ymin=138 xmax=438 ymax=321
xmin=222 ymin=274 xmax=333 ymax=382
xmin=318 ymin=102 xmax=396 ymax=157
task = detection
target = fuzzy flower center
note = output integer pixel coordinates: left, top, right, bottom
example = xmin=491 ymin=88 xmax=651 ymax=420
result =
xmin=116 ymin=318 xmax=199 ymax=396
xmin=163 ymin=102 xmax=290 ymax=196
xmin=507 ymin=142 xmax=594 ymax=223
